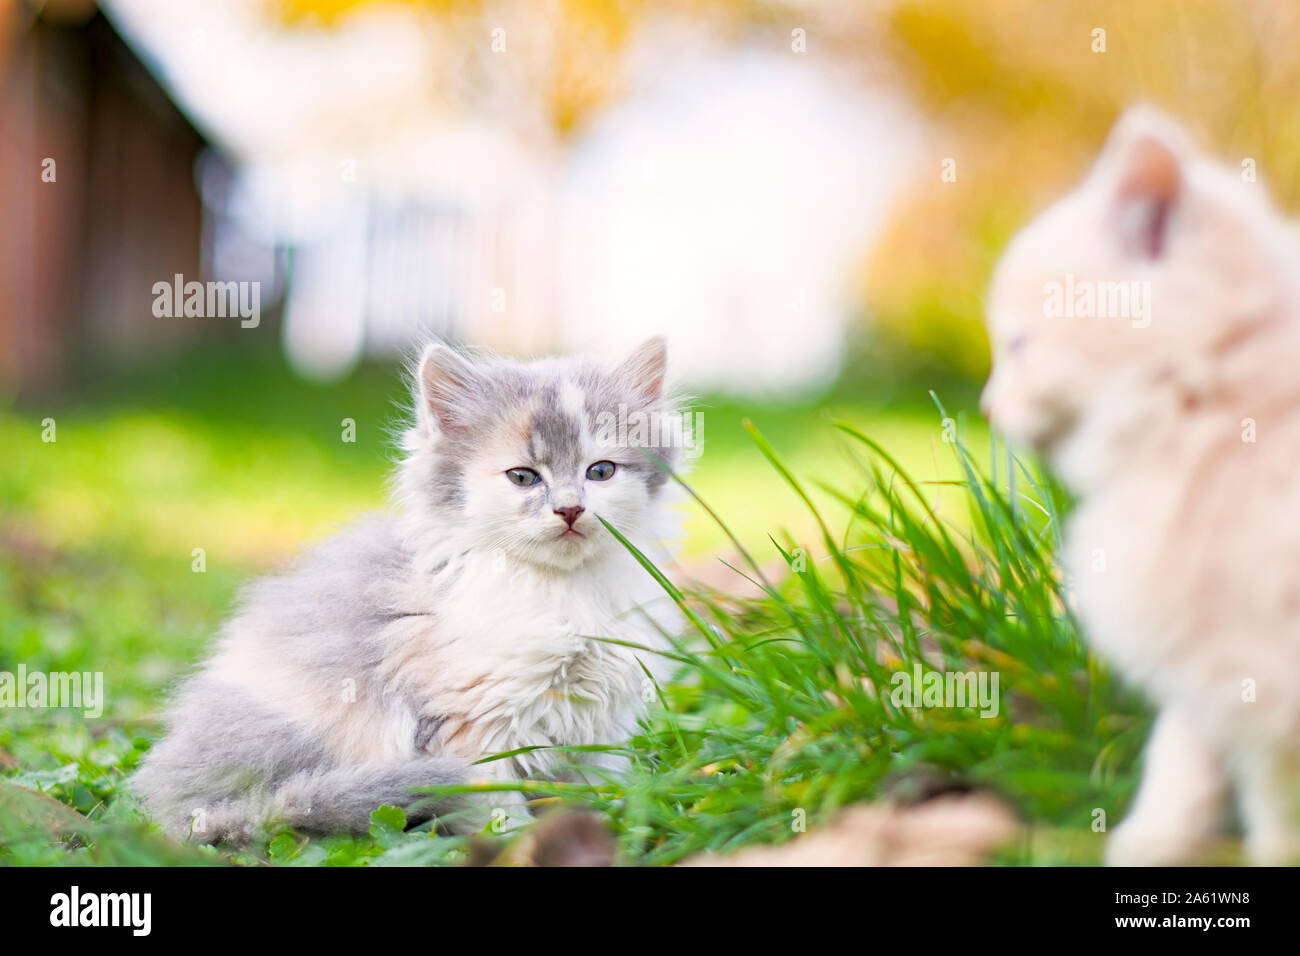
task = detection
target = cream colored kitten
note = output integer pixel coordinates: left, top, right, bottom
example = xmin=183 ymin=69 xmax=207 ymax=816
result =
xmin=982 ymin=107 xmax=1300 ymax=865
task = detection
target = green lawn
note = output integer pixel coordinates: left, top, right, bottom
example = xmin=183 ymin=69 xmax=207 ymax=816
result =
xmin=0 ymin=344 xmax=1156 ymax=865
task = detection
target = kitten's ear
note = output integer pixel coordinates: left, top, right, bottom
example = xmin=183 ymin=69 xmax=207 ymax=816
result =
xmin=1100 ymin=107 xmax=1188 ymax=258
xmin=612 ymin=337 xmax=668 ymax=405
xmin=416 ymin=343 xmax=481 ymax=435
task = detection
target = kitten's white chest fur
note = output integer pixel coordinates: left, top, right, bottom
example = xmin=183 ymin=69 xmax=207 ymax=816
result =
xmin=396 ymin=548 xmax=679 ymax=779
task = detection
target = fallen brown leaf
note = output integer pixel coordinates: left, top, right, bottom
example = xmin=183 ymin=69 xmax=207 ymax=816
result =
xmin=683 ymin=793 xmax=1020 ymax=867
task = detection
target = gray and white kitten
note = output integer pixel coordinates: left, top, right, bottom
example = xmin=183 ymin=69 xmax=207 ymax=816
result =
xmin=133 ymin=338 xmax=685 ymax=842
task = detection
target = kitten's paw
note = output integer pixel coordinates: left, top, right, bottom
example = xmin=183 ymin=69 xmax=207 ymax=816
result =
xmin=473 ymin=805 xmax=533 ymax=836
xmin=1106 ymin=819 xmax=1204 ymax=866
xmin=450 ymin=797 xmax=533 ymax=836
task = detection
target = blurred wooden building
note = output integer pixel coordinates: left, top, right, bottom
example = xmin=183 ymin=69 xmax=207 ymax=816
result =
xmin=0 ymin=0 xmax=207 ymax=399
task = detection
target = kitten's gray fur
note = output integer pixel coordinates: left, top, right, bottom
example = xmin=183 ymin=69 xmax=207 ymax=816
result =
xmin=132 ymin=518 xmax=469 ymax=842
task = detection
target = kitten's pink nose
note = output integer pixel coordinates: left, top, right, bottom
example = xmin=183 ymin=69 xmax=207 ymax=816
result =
xmin=554 ymin=505 xmax=585 ymax=527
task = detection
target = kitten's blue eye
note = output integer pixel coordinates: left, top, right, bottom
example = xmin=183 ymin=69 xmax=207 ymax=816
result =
xmin=586 ymin=461 xmax=615 ymax=481
xmin=506 ymin=468 xmax=541 ymax=487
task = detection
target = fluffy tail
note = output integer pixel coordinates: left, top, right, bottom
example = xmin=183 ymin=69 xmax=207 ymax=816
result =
xmin=134 ymin=755 xmax=470 ymax=845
